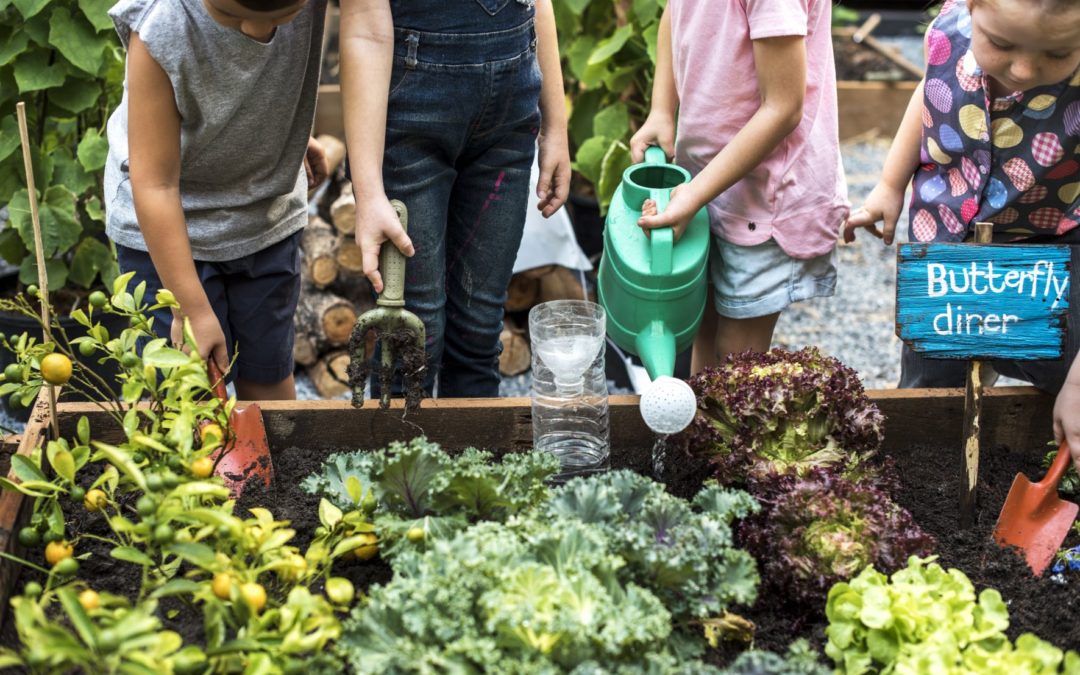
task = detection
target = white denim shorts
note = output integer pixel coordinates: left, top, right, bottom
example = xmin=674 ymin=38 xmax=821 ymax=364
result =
xmin=710 ymin=235 xmax=837 ymax=319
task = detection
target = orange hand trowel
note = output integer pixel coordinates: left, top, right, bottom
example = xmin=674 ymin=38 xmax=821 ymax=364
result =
xmin=993 ymin=441 xmax=1079 ymax=576
xmin=206 ymin=362 xmax=273 ymax=497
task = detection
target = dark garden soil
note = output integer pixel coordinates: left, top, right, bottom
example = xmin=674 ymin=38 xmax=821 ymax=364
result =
xmin=5 ymin=434 xmax=1077 ymax=661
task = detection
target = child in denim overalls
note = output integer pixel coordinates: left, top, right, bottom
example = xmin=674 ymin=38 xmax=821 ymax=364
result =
xmin=339 ymin=0 xmax=569 ymax=398
xmin=845 ymin=0 xmax=1080 ymax=470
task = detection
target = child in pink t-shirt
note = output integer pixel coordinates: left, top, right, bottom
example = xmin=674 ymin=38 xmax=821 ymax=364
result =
xmin=632 ymin=0 xmax=848 ymax=372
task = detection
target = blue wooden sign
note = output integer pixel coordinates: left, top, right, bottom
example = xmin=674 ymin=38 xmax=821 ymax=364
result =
xmin=896 ymin=243 xmax=1070 ymax=360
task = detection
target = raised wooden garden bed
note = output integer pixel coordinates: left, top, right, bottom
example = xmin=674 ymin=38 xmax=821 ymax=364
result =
xmin=0 ymin=385 xmax=1058 ymax=634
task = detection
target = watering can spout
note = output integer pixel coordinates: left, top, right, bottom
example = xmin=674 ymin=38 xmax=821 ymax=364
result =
xmin=635 ymin=320 xmax=676 ymax=381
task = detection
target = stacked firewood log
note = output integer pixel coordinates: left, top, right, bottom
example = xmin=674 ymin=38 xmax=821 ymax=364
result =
xmin=297 ymin=134 xmax=591 ymax=393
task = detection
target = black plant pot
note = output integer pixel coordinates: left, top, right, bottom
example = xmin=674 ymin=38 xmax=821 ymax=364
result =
xmin=566 ymin=191 xmax=606 ymax=260
xmin=0 ymin=282 xmax=128 ymax=424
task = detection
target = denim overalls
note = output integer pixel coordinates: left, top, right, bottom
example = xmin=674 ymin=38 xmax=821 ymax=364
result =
xmin=377 ymin=0 xmax=541 ymax=398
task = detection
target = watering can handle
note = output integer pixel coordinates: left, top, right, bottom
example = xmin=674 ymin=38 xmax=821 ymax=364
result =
xmin=1040 ymin=441 xmax=1074 ymax=489
xmin=644 ymin=145 xmax=668 ymax=165
xmin=378 ymin=200 xmax=408 ymax=308
xmin=648 ymin=189 xmax=674 ymax=276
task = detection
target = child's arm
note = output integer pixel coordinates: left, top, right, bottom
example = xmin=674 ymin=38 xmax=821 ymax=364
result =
xmin=339 ymin=0 xmax=415 ymax=294
xmin=637 ymin=34 xmax=806 ymax=239
xmin=842 ymin=80 xmax=925 ymax=245
xmin=126 ymin=33 xmax=228 ymax=371
xmin=1054 ymin=356 xmax=1080 ymax=473
xmin=535 ymin=0 xmax=570 ymax=218
xmin=629 ymin=4 xmax=677 ymax=163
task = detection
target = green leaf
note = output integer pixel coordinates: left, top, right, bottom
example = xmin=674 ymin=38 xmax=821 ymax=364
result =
xmin=111 ymin=545 xmax=155 ymax=566
xmin=150 ymin=579 xmax=201 ymax=599
xmin=22 ymin=13 xmax=50 ymax=47
xmin=0 ymin=228 xmax=23 ymax=265
xmin=572 ymin=135 xmax=610 ymax=188
xmin=19 ymin=256 xmax=68 ymax=290
xmin=168 ymin=542 xmax=217 ymax=569
xmin=85 ymin=195 xmax=104 ymax=222
xmin=562 ymin=0 xmax=590 ymax=14
xmin=92 ymin=441 xmax=147 ymax=491
xmin=9 ymin=186 xmax=81 ymax=256
xmin=142 ymin=347 xmax=191 ymax=368
xmin=0 ymin=28 xmax=29 ymax=67
xmin=330 ymin=533 xmax=380 ymax=560
xmin=632 ymin=0 xmax=660 ymax=22
xmin=78 ymin=0 xmax=115 ymax=32
xmin=593 ymin=103 xmax=630 ymax=142
xmin=77 ymin=128 xmax=108 ymax=171
xmin=50 ymin=77 xmax=101 ymax=114
xmin=568 ymin=88 xmax=604 ymax=150
xmin=13 ymin=49 xmax=66 ymax=92
xmin=0 ymin=476 xmax=54 ymax=497
xmin=319 ymin=498 xmax=343 ymax=529
xmin=588 ymin=25 xmax=634 ymax=66
xmin=49 ymin=8 xmax=107 ymax=76
xmin=52 ymin=150 xmax=96 ymax=197
xmin=68 ymin=237 xmax=114 ymax=288
xmin=10 ymin=455 xmax=46 ymax=482
xmin=567 ymin=35 xmax=598 ymax=81
xmin=597 ymin=140 xmax=632 ymax=212
xmin=57 ymin=586 xmax=97 ymax=647
xmin=12 ymin=0 xmax=48 ymax=20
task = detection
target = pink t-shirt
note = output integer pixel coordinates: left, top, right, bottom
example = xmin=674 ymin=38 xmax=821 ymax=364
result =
xmin=670 ymin=0 xmax=848 ymax=259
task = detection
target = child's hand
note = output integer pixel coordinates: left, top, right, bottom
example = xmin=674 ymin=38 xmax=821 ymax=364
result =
xmin=355 ymin=194 xmax=415 ymax=294
xmin=536 ymin=127 xmax=570 ymax=218
xmin=304 ymin=137 xmax=329 ymax=190
xmin=630 ymin=113 xmax=676 ymax=164
xmin=1054 ymin=380 xmax=1080 ymax=475
xmin=172 ymin=306 xmax=228 ymax=375
xmin=843 ymin=183 xmax=906 ymax=245
xmin=637 ymin=183 xmax=699 ymax=240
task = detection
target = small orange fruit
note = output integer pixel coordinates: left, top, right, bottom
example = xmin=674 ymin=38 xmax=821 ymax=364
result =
xmin=41 ymin=353 xmax=73 ymax=386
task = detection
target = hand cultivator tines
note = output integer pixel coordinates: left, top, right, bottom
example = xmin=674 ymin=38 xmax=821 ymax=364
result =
xmin=347 ymin=200 xmax=426 ymax=411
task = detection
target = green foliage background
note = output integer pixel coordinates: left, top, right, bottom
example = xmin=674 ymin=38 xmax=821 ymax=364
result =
xmin=0 ymin=0 xmax=122 ymax=292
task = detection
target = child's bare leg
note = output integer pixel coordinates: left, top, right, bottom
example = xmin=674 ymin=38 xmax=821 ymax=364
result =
xmin=236 ymin=375 xmax=296 ymax=401
xmin=712 ymin=312 xmax=780 ymax=363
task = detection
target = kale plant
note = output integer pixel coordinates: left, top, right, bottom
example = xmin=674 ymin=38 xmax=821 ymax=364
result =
xmin=672 ymin=347 xmax=884 ymax=485
xmin=302 ymin=437 xmax=560 ymax=558
xmin=546 ymin=471 xmax=760 ymax=622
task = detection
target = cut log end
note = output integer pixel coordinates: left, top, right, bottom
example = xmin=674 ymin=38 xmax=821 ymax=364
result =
xmin=499 ymin=318 xmax=531 ymax=377
xmin=322 ymin=305 xmax=357 ymax=346
xmin=330 ymin=189 xmax=356 ymax=236
xmin=308 ymin=350 xmax=352 ymax=398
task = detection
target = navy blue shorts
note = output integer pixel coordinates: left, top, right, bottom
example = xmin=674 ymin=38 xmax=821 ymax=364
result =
xmin=115 ymin=231 xmax=302 ymax=384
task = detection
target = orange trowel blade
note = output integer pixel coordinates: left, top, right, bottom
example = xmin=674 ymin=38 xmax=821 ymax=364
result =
xmin=993 ymin=443 xmax=1079 ymax=576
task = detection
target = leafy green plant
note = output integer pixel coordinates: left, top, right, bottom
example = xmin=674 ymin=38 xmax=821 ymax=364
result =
xmin=1043 ymin=444 xmax=1079 ymax=496
xmin=0 ymin=0 xmax=123 ymax=291
xmin=303 ymin=438 xmax=560 ymax=560
xmin=554 ymin=0 xmax=664 ymax=211
xmin=672 ymin=347 xmax=885 ymax=487
xmin=0 ymin=278 xmax=355 ymax=671
xmin=825 ymin=556 xmax=1080 ymax=674
xmin=334 ymin=468 xmax=760 ymax=671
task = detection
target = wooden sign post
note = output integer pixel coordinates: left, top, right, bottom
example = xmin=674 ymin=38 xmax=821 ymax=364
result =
xmin=896 ymin=223 xmax=1070 ymax=526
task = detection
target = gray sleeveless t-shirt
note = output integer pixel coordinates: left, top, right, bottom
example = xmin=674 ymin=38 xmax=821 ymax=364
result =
xmin=104 ymin=0 xmax=326 ymax=261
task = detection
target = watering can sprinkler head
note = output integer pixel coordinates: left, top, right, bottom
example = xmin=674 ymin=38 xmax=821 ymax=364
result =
xmin=347 ymin=200 xmax=427 ymax=410
xmin=640 ymin=376 xmax=697 ymax=435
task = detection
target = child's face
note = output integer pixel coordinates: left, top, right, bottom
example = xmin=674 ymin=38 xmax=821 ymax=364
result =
xmin=203 ymin=0 xmax=307 ymax=41
xmin=967 ymin=0 xmax=1080 ymax=94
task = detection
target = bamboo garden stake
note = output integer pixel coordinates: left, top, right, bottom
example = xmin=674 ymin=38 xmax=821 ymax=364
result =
xmin=15 ymin=101 xmax=60 ymax=439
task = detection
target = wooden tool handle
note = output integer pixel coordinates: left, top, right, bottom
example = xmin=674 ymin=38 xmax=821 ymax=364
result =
xmin=207 ymin=361 xmax=229 ymax=402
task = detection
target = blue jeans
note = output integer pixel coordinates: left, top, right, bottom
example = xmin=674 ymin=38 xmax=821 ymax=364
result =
xmin=372 ymin=17 xmax=541 ymax=398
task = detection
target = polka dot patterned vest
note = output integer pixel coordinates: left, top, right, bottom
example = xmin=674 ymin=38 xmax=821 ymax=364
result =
xmin=910 ymin=0 xmax=1080 ymax=243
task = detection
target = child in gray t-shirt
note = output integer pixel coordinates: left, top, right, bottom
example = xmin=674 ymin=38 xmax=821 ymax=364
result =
xmin=104 ymin=0 xmax=328 ymax=400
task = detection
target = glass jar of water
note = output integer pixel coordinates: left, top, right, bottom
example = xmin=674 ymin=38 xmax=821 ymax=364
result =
xmin=529 ymin=300 xmax=609 ymax=479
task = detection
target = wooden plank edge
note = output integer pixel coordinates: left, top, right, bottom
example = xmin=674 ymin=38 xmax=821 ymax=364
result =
xmin=0 ymin=391 xmax=54 ymax=628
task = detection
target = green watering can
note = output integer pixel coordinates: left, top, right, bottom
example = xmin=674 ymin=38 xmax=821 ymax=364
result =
xmin=597 ymin=146 xmax=710 ymax=382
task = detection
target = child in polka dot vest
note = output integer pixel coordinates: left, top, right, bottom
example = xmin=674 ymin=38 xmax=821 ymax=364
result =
xmin=845 ymin=0 xmax=1080 ymax=473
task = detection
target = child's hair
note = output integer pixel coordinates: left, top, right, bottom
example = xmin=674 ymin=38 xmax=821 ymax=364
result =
xmin=233 ymin=0 xmax=303 ymax=11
